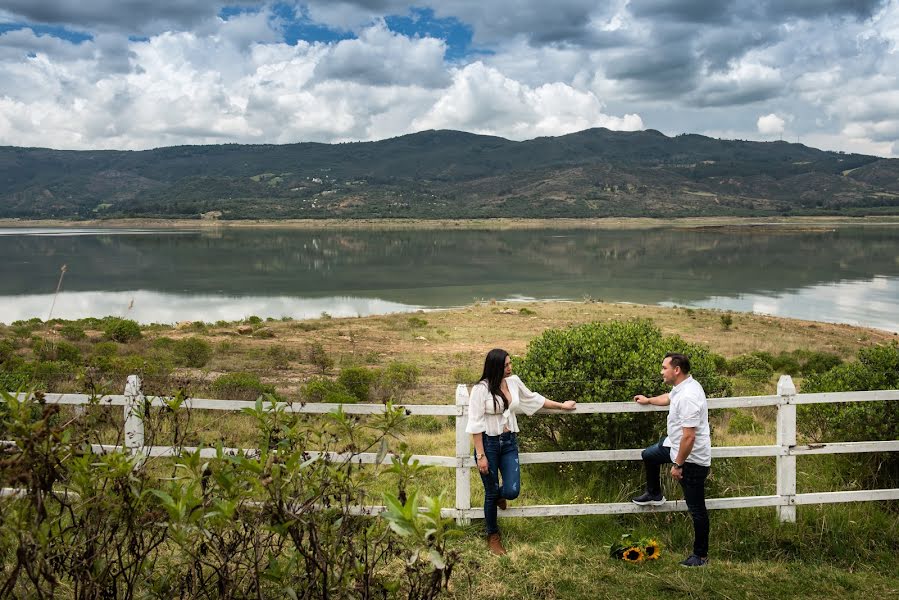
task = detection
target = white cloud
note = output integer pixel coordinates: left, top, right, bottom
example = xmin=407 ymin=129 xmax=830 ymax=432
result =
xmin=411 ymin=62 xmax=642 ymax=139
xmin=757 ymin=113 xmax=785 ymax=136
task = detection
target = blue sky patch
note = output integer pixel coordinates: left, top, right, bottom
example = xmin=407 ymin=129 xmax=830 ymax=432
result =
xmin=385 ymin=7 xmax=475 ymax=61
xmin=0 ymin=23 xmax=93 ymax=44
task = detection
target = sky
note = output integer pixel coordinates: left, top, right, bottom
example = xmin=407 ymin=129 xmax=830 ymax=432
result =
xmin=0 ymin=1 xmax=897 ymax=157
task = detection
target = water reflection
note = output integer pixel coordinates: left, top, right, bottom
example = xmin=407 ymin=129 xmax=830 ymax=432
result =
xmin=0 ymin=225 xmax=896 ymax=331
xmin=0 ymin=291 xmax=420 ymax=323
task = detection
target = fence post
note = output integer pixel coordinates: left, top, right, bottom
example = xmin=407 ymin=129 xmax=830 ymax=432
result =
xmin=124 ymin=375 xmax=146 ymax=462
xmin=776 ymin=375 xmax=797 ymax=523
xmin=455 ymin=384 xmax=471 ymax=525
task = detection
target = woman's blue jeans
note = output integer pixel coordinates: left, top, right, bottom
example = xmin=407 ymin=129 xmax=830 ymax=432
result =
xmin=477 ymin=431 xmax=521 ymax=535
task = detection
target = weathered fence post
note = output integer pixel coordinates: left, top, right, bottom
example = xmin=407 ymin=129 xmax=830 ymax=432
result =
xmin=124 ymin=375 xmax=146 ymax=463
xmin=455 ymin=384 xmax=471 ymax=525
xmin=776 ymin=374 xmax=797 ymax=523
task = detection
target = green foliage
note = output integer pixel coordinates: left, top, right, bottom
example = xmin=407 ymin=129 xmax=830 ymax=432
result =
xmin=375 ymin=362 xmax=421 ymax=402
xmin=800 ymin=351 xmax=843 ymax=375
xmin=720 ymin=313 xmax=734 ymax=330
xmin=264 ymin=344 xmax=296 ymax=370
xmin=172 ymin=336 xmax=212 ymax=368
xmin=103 ymin=318 xmax=142 ymax=343
xmin=302 ymin=377 xmax=357 ymax=404
xmin=211 ymin=371 xmax=275 ymax=400
xmin=727 ymin=354 xmax=774 ymax=382
xmin=799 ymin=342 xmax=899 ymax=486
xmin=337 ymin=366 xmax=377 ymax=402
xmin=515 ymin=319 xmax=731 ymax=451
xmin=252 ymin=327 xmax=275 ymax=339
xmin=0 ymin=390 xmax=457 ymax=598
xmin=59 ymin=323 xmax=86 ymax=341
xmin=727 ymin=410 xmax=760 ymax=435
xmin=246 ymin=315 xmax=262 ymax=325
xmin=32 ymin=338 xmax=82 ymax=364
xmin=308 ymin=341 xmax=334 ymax=374
xmin=408 ymin=316 xmax=428 ymax=328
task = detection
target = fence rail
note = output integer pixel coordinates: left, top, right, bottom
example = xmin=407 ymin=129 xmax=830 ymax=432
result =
xmin=3 ymin=375 xmax=898 ymax=522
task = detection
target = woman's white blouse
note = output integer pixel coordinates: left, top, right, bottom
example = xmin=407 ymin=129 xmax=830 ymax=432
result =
xmin=465 ymin=375 xmax=547 ymax=435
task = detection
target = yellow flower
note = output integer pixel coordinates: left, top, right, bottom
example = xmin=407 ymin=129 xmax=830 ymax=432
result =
xmin=643 ymin=539 xmax=662 ymax=560
xmin=622 ymin=546 xmax=644 ymax=563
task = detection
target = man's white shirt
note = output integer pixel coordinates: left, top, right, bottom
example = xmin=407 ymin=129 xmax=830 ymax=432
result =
xmin=662 ymin=375 xmax=711 ymax=467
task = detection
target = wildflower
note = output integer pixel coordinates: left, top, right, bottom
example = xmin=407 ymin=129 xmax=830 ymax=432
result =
xmin=622 ymin=546 xmax=644 ymax=563
xmin=643 ymin=539 xmax=661 ymax=560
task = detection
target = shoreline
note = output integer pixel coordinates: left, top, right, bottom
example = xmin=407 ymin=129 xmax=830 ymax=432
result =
xmin=2 ymin=215 xmax=899 ymax=230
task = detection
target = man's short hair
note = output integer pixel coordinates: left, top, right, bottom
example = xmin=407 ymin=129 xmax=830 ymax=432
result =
xmin=665 ymin=352 xmax=691 ymax=374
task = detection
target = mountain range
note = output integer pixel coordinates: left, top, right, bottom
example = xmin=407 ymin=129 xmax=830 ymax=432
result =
xmin=1 ymin=128 xmax=897 ymax=219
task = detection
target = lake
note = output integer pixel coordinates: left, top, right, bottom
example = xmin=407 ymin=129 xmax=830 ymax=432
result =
xmin=1 ymin=224 xmax=897 ymax=332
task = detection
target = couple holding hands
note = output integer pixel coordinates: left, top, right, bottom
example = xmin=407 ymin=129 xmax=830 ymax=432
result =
xmin=466 ymin=349 xmax=711 ymax=567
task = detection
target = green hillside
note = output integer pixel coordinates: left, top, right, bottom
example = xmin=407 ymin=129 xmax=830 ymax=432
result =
xmin=1 ymin=128 xmax=897 ymax=219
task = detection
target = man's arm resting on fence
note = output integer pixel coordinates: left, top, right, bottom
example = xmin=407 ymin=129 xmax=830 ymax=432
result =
xmin=633 ymin=392 xmax=670 ymax=406
xmin=670 ymin=427 xmax=695 ymax=481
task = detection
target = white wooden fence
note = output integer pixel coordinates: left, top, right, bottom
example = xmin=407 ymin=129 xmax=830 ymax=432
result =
xmin=4 ymin=375 xmax=899 ymax=523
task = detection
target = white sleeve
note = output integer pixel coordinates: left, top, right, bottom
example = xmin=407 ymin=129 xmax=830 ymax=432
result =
xmin=511 ymin=376 xmax=546 ymax=416
xmin=465 ymin=383 xmax=489 ymax=434
xmin=680 ymin=392 xmax=703 ymax=428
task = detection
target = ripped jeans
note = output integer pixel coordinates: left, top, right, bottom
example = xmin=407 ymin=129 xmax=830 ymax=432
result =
xmin=478 ymin=431 xmax=521 ymax=535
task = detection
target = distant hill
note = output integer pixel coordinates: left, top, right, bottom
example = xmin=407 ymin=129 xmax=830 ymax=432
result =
xmin=1 ymin=128 xmax=897 ymax=219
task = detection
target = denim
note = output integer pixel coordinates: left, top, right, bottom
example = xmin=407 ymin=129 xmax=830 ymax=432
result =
xmin=477 ymin=431 xmax=521 ymax=535
xmin=641 ymin=437 xmax=710 ymax=557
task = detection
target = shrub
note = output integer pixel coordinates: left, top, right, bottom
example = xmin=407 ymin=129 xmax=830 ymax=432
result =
xmin=720 ymin=313 xmax=733 ymax=330
xmin=337 ymin=367 xmax=377 ymax=402
xmin=374 ymin=362 xmax=420 ymax=401
xmin=33 ymin=338 xmax=82 ymax=364
xmin=173 ymin=337 xmax=212 ymax=368
xmin=246 ymin=315 xmax=262 ymax=325
xmin=727 ymin=411 xmax=759 ymax=435
xmin=103 ymin=318 xmax=142 ymax=343
xmin=59 ymin=323 xmax=86 ymax=341
xmin=727 ymin=354 xmax=774 ymax=382
xmin=252 ymin=328 xmax=275 ymax=339
xmin=308 ymin=342 xmax=334 ymax=374
xmin=515 ymin=319 xmax=732 ymax=451
xmin=407 ymin=316 xmax=428 ymax=328
xmin=265 ymin=345 xmax=295 ymax=370
xmin=211 ymin=372 xmax=276 ymax=401
xmin=301 ymin=377 xmax=357 ymax=403
xmin=799 ymin=342 xmax=899 ymax=486
xmin=800 ymin=351 xmax=842 ymax=375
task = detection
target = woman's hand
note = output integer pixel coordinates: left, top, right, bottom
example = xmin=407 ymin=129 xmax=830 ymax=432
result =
xmin=560 ymin=400 xmax=577 ymax=410
xmin=477 ymin=454 xmax=489 ymax=474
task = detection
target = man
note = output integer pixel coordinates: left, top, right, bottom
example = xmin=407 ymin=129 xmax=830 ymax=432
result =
xmin=632 ymin=352 xmax=711 ymax=567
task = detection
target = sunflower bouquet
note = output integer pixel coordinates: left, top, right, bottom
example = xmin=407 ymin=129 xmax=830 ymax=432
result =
xmin=609 ymin=534 xmax=662 ymax=563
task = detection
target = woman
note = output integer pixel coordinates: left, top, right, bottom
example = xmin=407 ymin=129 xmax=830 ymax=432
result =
xmin=466 ymin=348 xmax=576 ymax=555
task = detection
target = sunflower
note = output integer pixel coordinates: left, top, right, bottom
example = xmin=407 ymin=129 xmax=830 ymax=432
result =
xmin=643 ymin=539 xmax=662 ymax=560
xmin=622 ymin=546 xmax=644 ymax=563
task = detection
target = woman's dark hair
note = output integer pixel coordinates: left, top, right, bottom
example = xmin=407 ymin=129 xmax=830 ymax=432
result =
xmin=478 ymin=348 xmax=509 ymax=412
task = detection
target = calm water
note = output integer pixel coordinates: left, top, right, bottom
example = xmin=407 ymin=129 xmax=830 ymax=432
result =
xmin=0 ymin=225 xmax=897 ymax=331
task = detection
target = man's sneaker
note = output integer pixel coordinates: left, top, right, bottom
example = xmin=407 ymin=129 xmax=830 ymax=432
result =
xmin=631 ymin=492 xmax=666 ymax=506
xmin=679 ymin=554 xmax=708 ymax=567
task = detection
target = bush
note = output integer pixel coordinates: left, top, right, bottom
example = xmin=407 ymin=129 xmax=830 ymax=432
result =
xmin=515 ymin=319 xmax=732 ymax=451
xmin=211 ymin=372 xmax=275 ymax=401
xmin=32 ymin=338 xmax=81 ymax=364
xmin=103 ymin=318 xmax=142 ymax=343
xmin=173 ymin=337 xmax=212 ymax=368
xmin=800 ymin=351 xmax=842 ymax=375
xmin=799 ymin=342 xmax=899 ymax=486
xmin=59 ymin=323 xmax=86 ymax=341
xmin=727 ymin=354 xmax=774 ymax=382
xmin=302 ymin=377 xmax=357 ymax=403
xmin=407 ymin=316 xmax=428 ymax=328
xmin=374 ymin=362 xmax=420 ymax=401
xmin=265 ymin=345 xmax=295 ymax=370
xmin=337 ymin=367 xmax=377 ymax=402
xmin=308 ymin=342 xmax=334 ymax=374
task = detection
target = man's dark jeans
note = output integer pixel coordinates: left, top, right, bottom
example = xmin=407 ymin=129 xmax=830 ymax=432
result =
xmin=477 ymin=431 xmax=521 ymax=535
xmin=641 ymin=437 xmax=710 ymax=558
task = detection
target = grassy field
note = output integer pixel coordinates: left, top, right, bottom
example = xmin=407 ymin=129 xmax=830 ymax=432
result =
xmin=3 ymin=301 xmax=898 ymax=598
